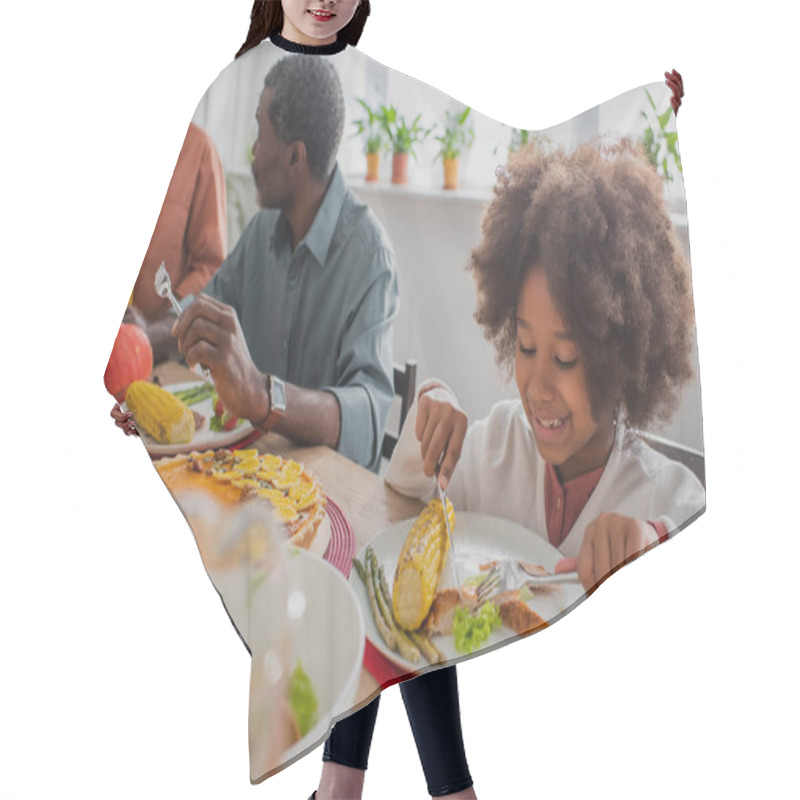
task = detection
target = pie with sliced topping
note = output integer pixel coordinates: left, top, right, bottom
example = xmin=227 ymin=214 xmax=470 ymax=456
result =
xmin=155 ymin=449 xmax=329 ymax=552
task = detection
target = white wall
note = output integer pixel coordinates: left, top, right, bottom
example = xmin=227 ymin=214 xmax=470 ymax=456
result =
xmin=355 ymin=182 xmax=703 ymax=452
xmin=197 ymin=50 xmax=702 ymax=450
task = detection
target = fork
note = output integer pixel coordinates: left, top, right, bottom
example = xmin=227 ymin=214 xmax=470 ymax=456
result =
xmin=475 ymin=560 xmax=581 ymax=605
xmin=434 ymin=463 xmax=464 ymax=602
xmin=154 ymin=262 xmax=212 ymax=383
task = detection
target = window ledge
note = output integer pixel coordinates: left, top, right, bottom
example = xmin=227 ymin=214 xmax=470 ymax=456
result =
xmin=346 ymin=175 xmax=492 ymax=205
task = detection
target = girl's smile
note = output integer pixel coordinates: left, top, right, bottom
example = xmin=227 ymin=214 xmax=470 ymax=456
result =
xmin=281 ymin=1 xmax=360 ymax=45
xmin=532 ymin=412 xmax=570 ymax=442
xmin=515 ymin=266 xmax=615 ymax=481
xmin=308 ymin=8 xmax=335 ymax=22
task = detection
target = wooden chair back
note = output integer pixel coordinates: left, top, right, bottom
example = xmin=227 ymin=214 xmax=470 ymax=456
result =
xmin=640 ymin=433 xmax=706 ymax=488
xmin=382 ymin=360 xmax=418 ymax=460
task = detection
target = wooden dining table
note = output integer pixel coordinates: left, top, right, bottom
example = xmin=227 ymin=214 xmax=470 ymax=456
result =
xmin=153 ymin=361 xmax=424 ymax=700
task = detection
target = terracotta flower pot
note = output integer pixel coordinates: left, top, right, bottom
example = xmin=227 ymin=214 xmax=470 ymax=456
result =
xmin=443 ymin=157 xmax=459 ymax=190
xmin=392 ymin=151 xmax=409 ymax=185
xmin=366 ymin=152 xmax=380 ymax=182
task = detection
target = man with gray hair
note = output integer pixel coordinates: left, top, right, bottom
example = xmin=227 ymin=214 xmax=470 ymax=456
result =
xmin=142 ymin=55 xmax=398 ymax=472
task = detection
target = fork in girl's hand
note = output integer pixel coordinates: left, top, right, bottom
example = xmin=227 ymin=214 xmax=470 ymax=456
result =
xmin=475 ymin=559 xmax=581 ymax=605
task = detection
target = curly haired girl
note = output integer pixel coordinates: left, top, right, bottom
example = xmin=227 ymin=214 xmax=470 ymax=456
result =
xmin=387 ymin=137 xmax=705 ymax=592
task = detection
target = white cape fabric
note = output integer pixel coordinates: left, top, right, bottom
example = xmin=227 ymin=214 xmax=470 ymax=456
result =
xmin=107 ymin=36 xmax=705 ymax=783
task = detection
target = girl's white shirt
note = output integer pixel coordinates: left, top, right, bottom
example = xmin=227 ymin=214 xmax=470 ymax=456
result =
xmin=385 ymin=383 xmax=706 ymax=559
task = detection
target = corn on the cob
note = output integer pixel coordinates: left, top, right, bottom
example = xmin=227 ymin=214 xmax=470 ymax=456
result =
xmin=392 ymin=497 xmax=454 ymax=631
xmin=126 ymin=380 xmax=195 ymax=444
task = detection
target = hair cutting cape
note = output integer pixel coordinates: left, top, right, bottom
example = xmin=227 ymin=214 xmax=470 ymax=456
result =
xmin=105 ymin=36 xmax=705 ymax=784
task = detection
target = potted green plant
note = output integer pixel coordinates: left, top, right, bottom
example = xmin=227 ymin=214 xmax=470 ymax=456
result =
xmin=378 ymin=104 xmax=432 ymax=185
xmin=353 ymin=99 xmax=384 ymax=182
xmin=434 ymin=106 xmax=475 ymax=190
xmin=509 ymin=127 xmax=532 ymax=155
xmin=640 ymin=88 xmax=682 ymax=182
xmin=501 ymin=129 xmax=554 ymax=161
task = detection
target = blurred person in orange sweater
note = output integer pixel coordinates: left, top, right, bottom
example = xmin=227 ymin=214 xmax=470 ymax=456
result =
xmin=125 ymin=121 xmax=227 ymax=351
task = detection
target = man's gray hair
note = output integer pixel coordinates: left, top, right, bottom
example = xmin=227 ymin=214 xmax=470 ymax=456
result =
xmin=264 ymin=55 xmax=345 ymax=182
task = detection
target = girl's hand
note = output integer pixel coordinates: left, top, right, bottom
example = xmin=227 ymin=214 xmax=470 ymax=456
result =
xmin=415 ymin=385 xmax=468 ymax=489
xmin=110 ymin=402 xmax=139 ymax=436
xmin=576 ymin=513 xmax=658 ymax=592
xmin=665 ymin=69 xmax=684 ymax=115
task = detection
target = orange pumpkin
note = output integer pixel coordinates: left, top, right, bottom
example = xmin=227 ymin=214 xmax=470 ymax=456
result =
xmin=104 ymin=323 xmax=154 ymax=403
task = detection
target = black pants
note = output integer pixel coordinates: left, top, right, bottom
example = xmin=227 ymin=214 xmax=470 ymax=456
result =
xmin=323 ymin=665 xmax=473 ymax=797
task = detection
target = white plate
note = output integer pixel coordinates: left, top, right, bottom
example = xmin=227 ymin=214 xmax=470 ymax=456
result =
xmin=350 ymin=512 xmax=585 ymax=674
xmin=279 ymin=549 xmax=365 ymax=766
xmin=213 ymin=547 xmax=364 ymax=779
xmin=127 ymin=380 xmax=255 ymax=456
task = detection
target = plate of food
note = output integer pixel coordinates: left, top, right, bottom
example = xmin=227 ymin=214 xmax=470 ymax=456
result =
xmin=124 ymin=379 xmax=255 ymax=456
xmin=350 ymin=504 xmax=585 ymax=674
xmin=271 ymin=548 xmax=365 ymax=771
xmin=213 ymin=547 xmax=365 ymax=780
xmin=157 ymin=448 xmax=335 ymax=557
xmin=180 ymin=496 xmax=364 ymax=781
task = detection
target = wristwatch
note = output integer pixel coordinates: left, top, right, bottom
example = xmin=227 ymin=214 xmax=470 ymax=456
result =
xmin=256 ymin=374 xmax=287 ymax=431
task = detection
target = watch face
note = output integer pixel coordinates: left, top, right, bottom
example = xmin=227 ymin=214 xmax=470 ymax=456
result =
xmin=272 ymin=377 xmax=287 ymax=412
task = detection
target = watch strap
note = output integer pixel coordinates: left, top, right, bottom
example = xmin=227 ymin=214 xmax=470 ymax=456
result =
xmin=254 ymin=374 xmax=286 ymax=431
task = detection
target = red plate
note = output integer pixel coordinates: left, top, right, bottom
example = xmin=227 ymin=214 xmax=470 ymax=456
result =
xmin=323 ymin=497 xmax=355 ymax=578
